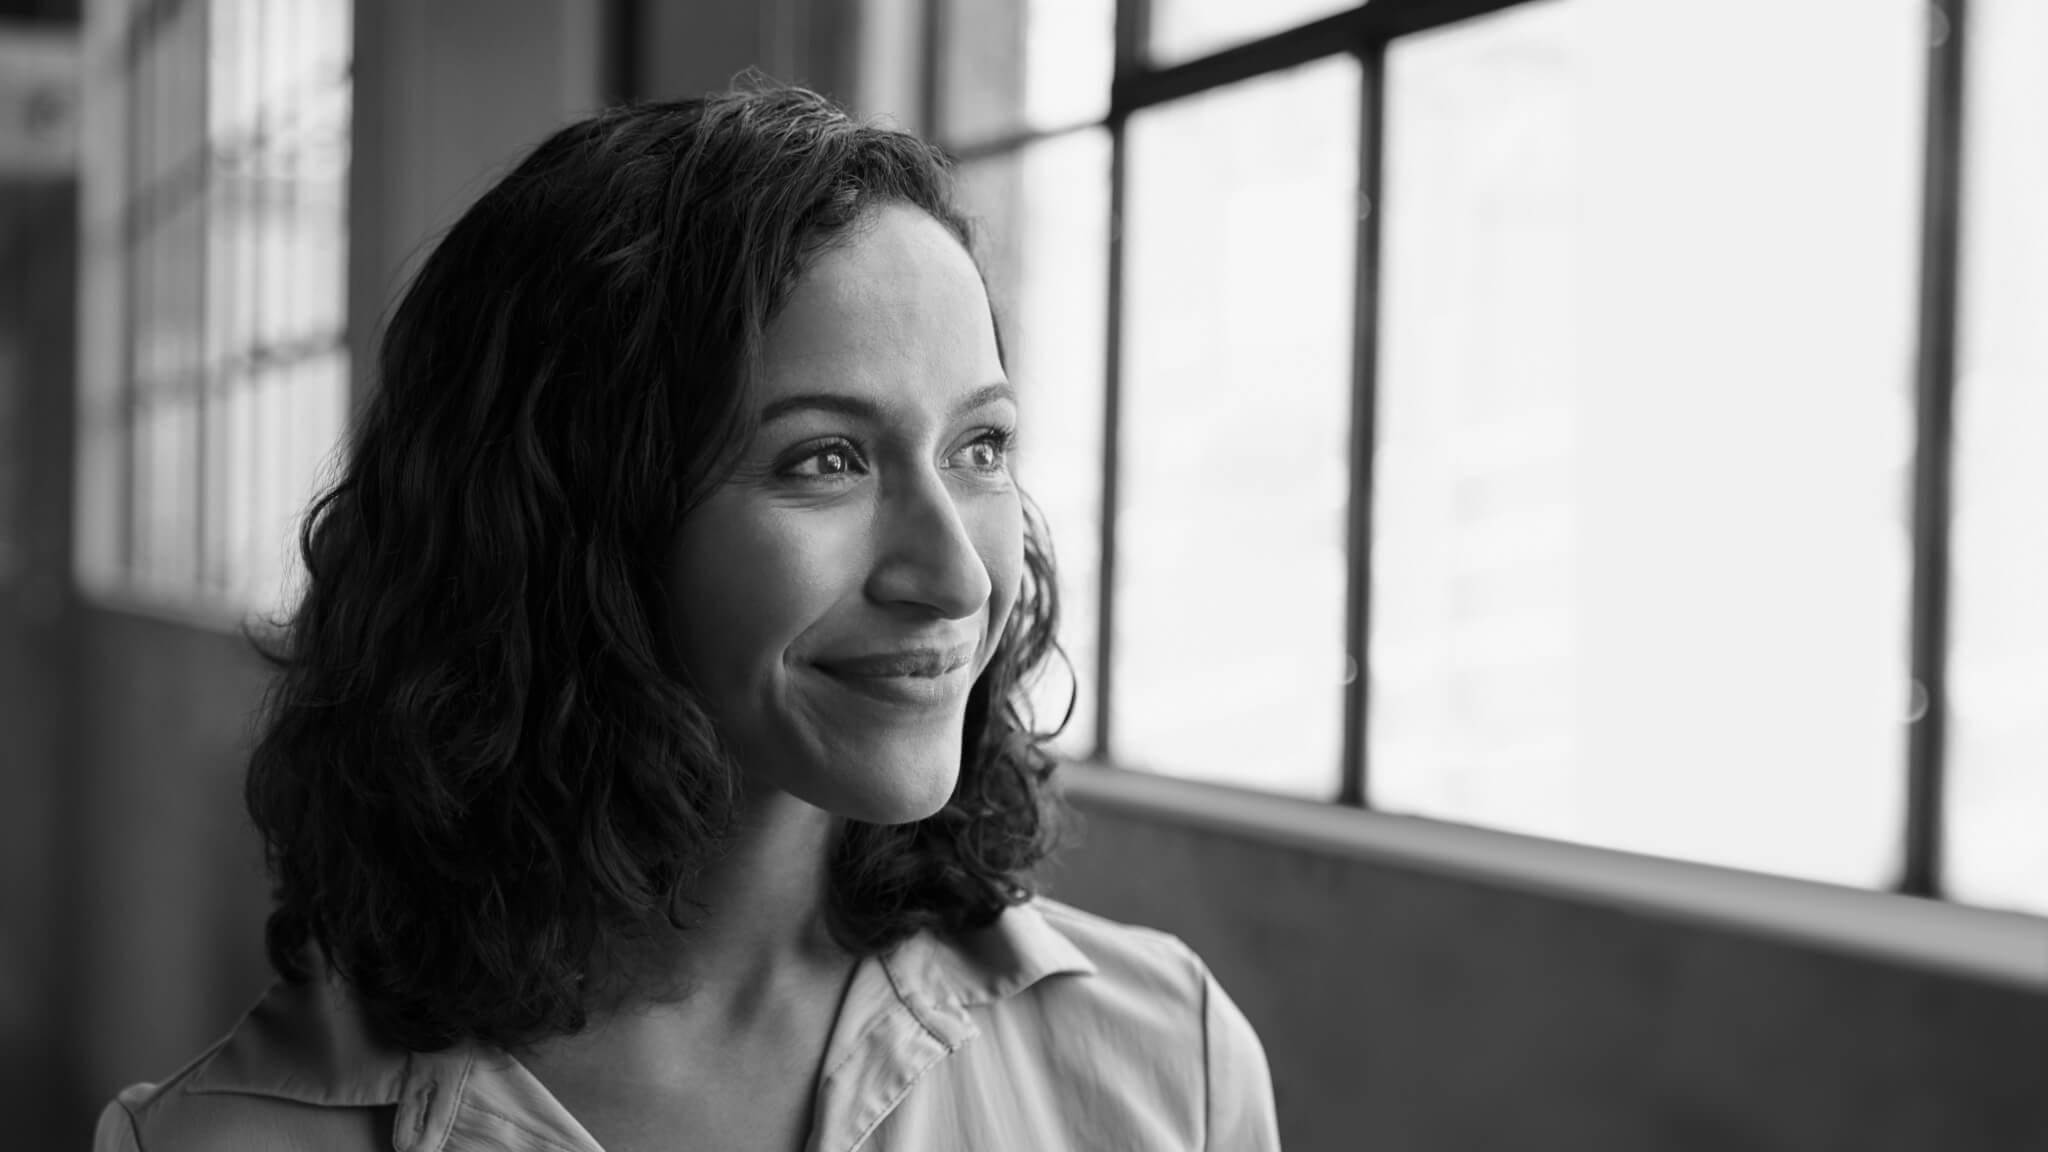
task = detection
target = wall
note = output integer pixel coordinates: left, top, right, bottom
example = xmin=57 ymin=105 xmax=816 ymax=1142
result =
xmin=55 ymin=611 xmax=273 ymax=1134
xmin=347 ymin=0 xmax=605 ymax=414
xmin=1045 ymin=788 xmax=2048 ymax=1152
xmin=0 ymin=179 xmax=77 ymax=1150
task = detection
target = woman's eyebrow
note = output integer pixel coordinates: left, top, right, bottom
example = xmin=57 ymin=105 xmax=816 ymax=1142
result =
xmin=757 ymin=381 xmax=1016 ymax=427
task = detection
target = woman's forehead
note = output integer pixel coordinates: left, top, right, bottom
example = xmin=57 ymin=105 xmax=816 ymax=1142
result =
xmin=762 ymin=204 xmax=996 ymax=383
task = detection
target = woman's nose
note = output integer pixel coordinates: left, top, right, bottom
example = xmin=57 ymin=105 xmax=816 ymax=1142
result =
xmin=864 ymin=468 xmax=994 ymax=620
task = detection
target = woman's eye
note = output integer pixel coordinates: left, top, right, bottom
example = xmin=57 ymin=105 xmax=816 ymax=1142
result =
xmin=956 ymin=428 xmax=1015 ymax=473
xmin=784 ymin=440 xmax=865 ymax=481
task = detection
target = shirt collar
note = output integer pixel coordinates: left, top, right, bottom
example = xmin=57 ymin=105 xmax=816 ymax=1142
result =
xmin=886 ymin=897 xmax=1098 ymax=1015
xmin=181 ymin=899 xmax=1097 ymax=1111
xmin=184 ymin=967 xmax=415 ymax=1107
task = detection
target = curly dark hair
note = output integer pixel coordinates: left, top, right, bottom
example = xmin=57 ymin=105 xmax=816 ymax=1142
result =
xmin=244 ymin=84 xmax=1075 ymax=1055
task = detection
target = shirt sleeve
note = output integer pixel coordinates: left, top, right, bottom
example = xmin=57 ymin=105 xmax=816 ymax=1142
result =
xmin=1202 ymin=965 xmax=1283 ymax=1150
xmin=94 ymin=1098 xmax=144 ymax=1152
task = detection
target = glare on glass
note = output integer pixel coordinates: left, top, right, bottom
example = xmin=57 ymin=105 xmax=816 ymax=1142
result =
xmin=1119 ymin=57 xmax=1358 ymax=797
xmin=1147 ymin=0 xmax=1356 ymax=67
xmin=1947 ymin=0 xmax=2048 ymax=918
xmin=940 ymin=0 xmax=1113 ymax=146
xmin=955 ymin=130 xmax=1111 ymax=760
xmin=1372 ymin=0 xmax=1922 ymax=887
xmin=266 ymin=353 xmax=348 ymax=615
xmin=209 ymin=0 xmax=259 ymax=142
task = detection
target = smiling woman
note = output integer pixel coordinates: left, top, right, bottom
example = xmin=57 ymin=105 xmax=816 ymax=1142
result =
xmin=91 ymin=86 xmax=1279 ymax=1152
xmin=670 ymin=203 xmax=1024 ymax=831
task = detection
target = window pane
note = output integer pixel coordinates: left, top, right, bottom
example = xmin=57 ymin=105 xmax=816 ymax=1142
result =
xmin=210 ymin=0 xmax=259 ymax=142
xmin=200 ymin=381 xmax=231 ymax=592
xmin=1372 ymin=0 xmax=1921 ymax=885
xmin=246 ymin=367 xmax=294 ymax=612
xmin=1948 ymin=0 xmax=2048 ymax=917
xmin=957 ymin=129 xmax=1111 ymax=760
xmin=222 ymin=378 xmax=257 ymax=602
xmin=136 ymin=397 xmax=199 ymax=590
xmin=255 ymin=144 xmax=293 ymax=349
xmin=940 ymin=0 xmax=1113 ymax=146
xmin=74 ymin=417 xmax=123 ymax=591
xmin=1119 ymin=58 xmax=1358 ymax=796
xmin=1147 ymin=0 xmax=1354 ymax=66
xmin=259 ymin=0 xmax=300 ymax=112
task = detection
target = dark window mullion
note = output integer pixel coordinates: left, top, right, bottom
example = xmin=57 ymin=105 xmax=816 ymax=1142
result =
xmin=604 ymin=0 xmax=643 ymax=106
xmin=1901 ymin=0 xmax=1969 ymax=899
xmin=1094 ymin=126 xmax=1125 ymax=765
xmin=117 ymin=7 xmax=153 ymax=581
xmin=1094 ymin=0 xmax=1149 ymax=763
xmin=1110 ymin=0 xmax=1538 ymax=118
xmin=947 ymin=120 xmax=1102 ymax=166
xmin=1338 ymin=38 xmax=1386 ymax=808
xmin=919 ymin=0 xmax=944 ymax=145
xmin=194 ymin=0 xmax=215 ymax=593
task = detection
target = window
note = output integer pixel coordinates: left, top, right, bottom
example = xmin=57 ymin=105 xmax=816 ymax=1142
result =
xmin=76 ymin=0 xmax=352 ymax=619
xmin=1117 ymin=58 xmax=1358 ymax=798
xmin=953 ymin=130 xmax=1111 ymax=762
xmin=1947 ymin=0 xmax=2048 ymax=914
xmin=1372 ymin=0 xmax=1921 ymax=887
xmin=908 ymin=0 xmax=2039 ymax=916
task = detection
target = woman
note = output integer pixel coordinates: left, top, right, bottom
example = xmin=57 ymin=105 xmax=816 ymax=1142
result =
xmin=94 ymin=85 xmax=1280 ymax=1152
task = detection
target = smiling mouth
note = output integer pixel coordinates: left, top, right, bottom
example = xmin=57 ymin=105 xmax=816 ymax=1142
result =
xmin=814 ymin=647 xmax=974 ymax=678
xmin=813 ymin=664 xmax=969 ymax=709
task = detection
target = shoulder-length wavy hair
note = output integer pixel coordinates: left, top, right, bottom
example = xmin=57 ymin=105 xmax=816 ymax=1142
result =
xmin=245 ymin=84 xmax=1074 ymax=1055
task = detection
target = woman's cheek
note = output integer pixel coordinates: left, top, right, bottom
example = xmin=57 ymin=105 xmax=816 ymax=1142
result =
xmin=977 ymin=491 xmax=1028 ymax=631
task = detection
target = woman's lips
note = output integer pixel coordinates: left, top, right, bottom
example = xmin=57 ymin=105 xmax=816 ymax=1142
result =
xmin=812 ymin=663 xmax=969 ymax=708
xmin=813 ymin=645 xmax=975 ymax=679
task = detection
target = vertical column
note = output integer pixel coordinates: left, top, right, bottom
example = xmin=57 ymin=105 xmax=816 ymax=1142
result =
xmin=345 ymin=0 xmax=605 ymax=415
xmin=637 ymin=0 xmax=859 ymax=106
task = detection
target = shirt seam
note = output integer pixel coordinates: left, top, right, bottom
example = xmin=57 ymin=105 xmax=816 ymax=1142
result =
xmin=880 ymin=947 xmax=958 ymax=1051
xmin=842 ymin=1013 xmax=966 ymax=1152
xmin=836 ymin=950 xmax=970 ymax=1152
xmin=1197 ymin=949 xmax=1215 ymax=1152
xmin=821 ymin=992 xmax=903 ymax=1083
xmin=460 ymin=1100 xmax=588 ymax=1152
xmin=424 ymin=1052 xmax=476 ymax=1152
xmin=120 ymin=1099 xmax=145 ymax=1152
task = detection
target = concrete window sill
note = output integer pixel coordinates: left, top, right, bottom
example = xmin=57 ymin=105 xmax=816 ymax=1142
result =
xmin=1057 ymin=760 xmax=2048 ymax=993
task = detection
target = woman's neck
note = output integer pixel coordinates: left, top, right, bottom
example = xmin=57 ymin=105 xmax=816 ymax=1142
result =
xmin=517 ymin=790 xmax=854 ymax=1081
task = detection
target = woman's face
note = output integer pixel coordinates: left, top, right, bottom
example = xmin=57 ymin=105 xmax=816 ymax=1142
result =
xmin=669 ymin=203 xmax=1022 ymax=824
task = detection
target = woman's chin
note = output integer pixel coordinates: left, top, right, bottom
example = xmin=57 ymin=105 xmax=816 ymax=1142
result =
xmin=807 ymin=758 xmax=961 ymax=826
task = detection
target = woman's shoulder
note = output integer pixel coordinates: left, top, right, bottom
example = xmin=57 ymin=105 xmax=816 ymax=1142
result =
xmin=1026 ymin=896 xmax=1195 ymax=957
xmin=915 ymin=895 xmax=1206 ymax=1011
xmin=1024 ymin=896 xmax=1213 ymax=997
xmin=942 ymin=896 xmax=1260 ymax=1053
xmin=91 ymin=976 xmax=429 ymax=1152
xmin=922 ymin=897 xmax=1282 ymax=1148
xmin=95 ymin=1078 xmax=394 ymax=1152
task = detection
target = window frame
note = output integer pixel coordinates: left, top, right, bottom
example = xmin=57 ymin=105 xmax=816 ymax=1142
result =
xmin=78 ymin=0 xmax=353 ymax=626
xmin=923 ymin=0 xmax=1982 ymax=908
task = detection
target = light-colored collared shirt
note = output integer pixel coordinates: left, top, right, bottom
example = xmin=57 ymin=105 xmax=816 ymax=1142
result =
xmin=94 ymin=897 xmax=1281 ymax=1150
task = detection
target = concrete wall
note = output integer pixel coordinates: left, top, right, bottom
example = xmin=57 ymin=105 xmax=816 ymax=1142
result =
xmin=1043 ymin=791 xmax=2048 ymax=1152
xmin=55 ymin=611 xmax=274 ymax=1132
xmin=0 ymin=179 xmax=78 ymax=1149
xmin=347 ymin=0 xmax=605 ymax=415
